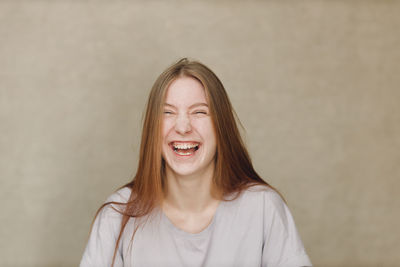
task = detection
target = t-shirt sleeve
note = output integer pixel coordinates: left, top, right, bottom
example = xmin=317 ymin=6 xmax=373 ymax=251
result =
xmin=261 ymin=189 xmax=312 ymax=267
xmin=80 ymin=188 xmax=130 ymax=267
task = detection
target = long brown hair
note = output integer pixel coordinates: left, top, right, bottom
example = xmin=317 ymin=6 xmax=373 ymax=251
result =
xmin=93 ymin=58 xmax=277 ymax=266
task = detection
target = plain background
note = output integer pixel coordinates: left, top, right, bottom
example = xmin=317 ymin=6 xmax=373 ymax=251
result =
xmin=1 ymin=1 xmax=399 ymax=266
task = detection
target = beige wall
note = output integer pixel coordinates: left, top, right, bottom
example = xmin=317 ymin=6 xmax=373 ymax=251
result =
xmin=1 ymin=1 xmax=399 ymax=266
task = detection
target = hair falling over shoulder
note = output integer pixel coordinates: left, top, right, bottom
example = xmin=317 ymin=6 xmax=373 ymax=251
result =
xmin=91 ymin=58 xmax=278 ymax=267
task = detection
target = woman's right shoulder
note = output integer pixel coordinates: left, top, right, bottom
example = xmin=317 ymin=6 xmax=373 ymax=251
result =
xmin=81 ymin=187 xmax=132 ymax=266
xmin=98 ymin=187 xmax=133 ymax=218
xmin=105 ymin=186 xmax=132 ymax=204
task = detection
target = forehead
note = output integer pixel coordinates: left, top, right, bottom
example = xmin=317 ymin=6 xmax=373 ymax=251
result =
xmin=164 ymin=76 xmax=208 ymax=106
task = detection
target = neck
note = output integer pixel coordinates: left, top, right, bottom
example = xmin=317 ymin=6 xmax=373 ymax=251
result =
xmin=163 ymin=162 xmax=219 ymax=214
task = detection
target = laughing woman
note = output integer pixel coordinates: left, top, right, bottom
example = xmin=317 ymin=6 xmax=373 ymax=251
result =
xmin=80 ymin=59 xmax=312 ymax=267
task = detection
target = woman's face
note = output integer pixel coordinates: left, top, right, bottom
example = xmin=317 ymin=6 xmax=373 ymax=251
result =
xmin=162 ymin=76 xmax=217 ymax=178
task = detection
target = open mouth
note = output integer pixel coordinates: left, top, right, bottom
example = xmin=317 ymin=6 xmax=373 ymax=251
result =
xmin=169 ymin=142 xmax=200 ymax=156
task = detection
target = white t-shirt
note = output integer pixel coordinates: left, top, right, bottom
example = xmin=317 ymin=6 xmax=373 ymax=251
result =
xmin=80 ymin=185 xmax=312 ymax=267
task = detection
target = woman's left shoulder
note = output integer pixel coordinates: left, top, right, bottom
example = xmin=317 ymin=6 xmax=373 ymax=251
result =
xmin=242 ymin=184 xmax=288 ymax=213
xmin=244 ymin=184 xmax=284 ymax=202
xmin=247 ymin=185 xmax=313 ymax=266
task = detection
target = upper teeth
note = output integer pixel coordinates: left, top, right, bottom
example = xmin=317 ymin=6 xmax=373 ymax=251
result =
xmin=173 ymin=143 xmax=199 ymax=149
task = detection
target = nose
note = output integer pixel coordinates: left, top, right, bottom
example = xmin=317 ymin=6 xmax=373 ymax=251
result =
xmin=175 ymin=114 xmax=192 ymax=135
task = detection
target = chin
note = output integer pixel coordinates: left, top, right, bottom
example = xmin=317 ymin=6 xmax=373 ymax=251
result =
xmin=166 ymin=162 xmax=203 ymax=177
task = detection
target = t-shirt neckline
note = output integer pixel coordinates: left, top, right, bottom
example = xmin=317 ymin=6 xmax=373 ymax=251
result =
xmin=161 ymin=200 xmax=224 ymax=239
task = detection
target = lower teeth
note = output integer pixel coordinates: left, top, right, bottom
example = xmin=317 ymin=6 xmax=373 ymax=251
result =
xmin=175 ymin=150 xmax=193 ymax=155
xmin=172 ymin=145 xmax=199 ymax=156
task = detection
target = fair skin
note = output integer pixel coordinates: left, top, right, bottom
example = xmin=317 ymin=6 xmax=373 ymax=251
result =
xmin=161 ymin=76 xmax=220 ymax=234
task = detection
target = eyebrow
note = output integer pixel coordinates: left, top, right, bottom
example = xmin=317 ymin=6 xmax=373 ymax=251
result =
xmin=164 ymin=103 xmax=208 ymax=109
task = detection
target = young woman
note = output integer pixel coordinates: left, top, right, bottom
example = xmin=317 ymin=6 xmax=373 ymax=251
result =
xmin=80 ymin=58 xmax=312 ymax=267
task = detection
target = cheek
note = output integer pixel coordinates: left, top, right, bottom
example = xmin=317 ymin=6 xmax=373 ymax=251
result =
xmin=196 ymin=120 xmax=216 ymax=142
xmin=162 ymin=119 xmax=173 ymax=139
